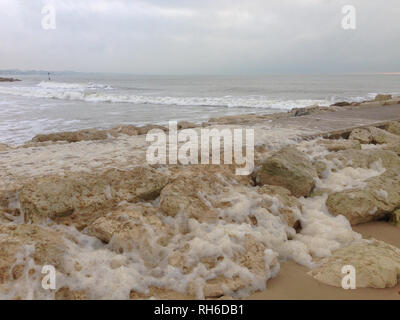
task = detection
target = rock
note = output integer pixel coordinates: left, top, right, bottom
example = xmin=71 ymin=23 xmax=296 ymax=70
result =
xmin=202 ymin=235 xmax=278 ymax=298
xmin=137 ymin=124 xmax=168 ymax=135
xmin=292 ymin=105 xmax=321 ymax=117
xmin=0 ymin=77 xmax=20 ymax=82
xmin=130 ymin=286 xmax=194 ymax=300
xmin=0 ymin=144 xmax=9 ymax=151
xmin=384 ymin=121 xmax=400 ymax=136
xmin=331 ymin=101 xmax=351 ymax=107
xmin=375 ymin=94 xmax=392 ymax=102
xmin=309 ymin=239 xmax=400 ymax=288
xmin=325 ymin=149 xmax=400 ymax=171
xmin=160 ymin=166 xmax=235 ymax=223
xmin=55 ymin=287 xmax=87 ymax=300
xmin=87 ymin=204 xmax=171 ymax=264
xmin=31 ymin=128 xmax=109 ymax=143
xmin=0 ymin=224 xmax=67 ymax=285
xmin=257 ymin=185 xmax=302 ymax=229
xmin=326 ymin=171 xmax=400 ymax=225
xmin=20 ymin=167 xmax=169 ymax=230
xmin=389 ymin=209 xmax=400 ymax=227
xmin=317 ymin=139 xmax=361 ymax=152
xmin=253 ymin=146 xmax=318 ymax=197
xmin=349 ymin=126 xmax=400 ymax=144
xmin=109 ymin=125 xmax=139 ymax=136
xmin=177 ymin=121 xmax=197 ymax=129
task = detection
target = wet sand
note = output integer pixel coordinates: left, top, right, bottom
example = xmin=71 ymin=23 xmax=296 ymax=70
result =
xmin=249 ymin=221 xmax=400 ymax=300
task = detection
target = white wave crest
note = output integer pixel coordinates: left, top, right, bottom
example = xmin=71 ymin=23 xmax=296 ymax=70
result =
xmin=0 ymin=85 xmax=330 ymax=110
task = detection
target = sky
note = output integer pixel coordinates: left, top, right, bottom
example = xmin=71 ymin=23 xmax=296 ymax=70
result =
xmin=0 ymin=0 xmax=399 ymax=75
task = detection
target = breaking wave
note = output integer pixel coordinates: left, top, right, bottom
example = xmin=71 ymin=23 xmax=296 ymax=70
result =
xmin=0 ymin=82 xmax=331 ymax=110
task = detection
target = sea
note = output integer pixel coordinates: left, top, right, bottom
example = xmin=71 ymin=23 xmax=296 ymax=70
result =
xmin=0 ymin=73 xmax=399 ymax=145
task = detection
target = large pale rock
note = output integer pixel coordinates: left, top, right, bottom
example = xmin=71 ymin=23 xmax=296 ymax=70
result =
xmin=253 ymin=146 xmax=317 ymax=197
xmin=20 ymin=167 xmax=169 ymax=230
xmin=309 ymin=239 xmax=400 ymax=288
xmin=0 ymin=224 xmax=66 ymax=285
xmin=326 ymin=171 xmax=400 ymax=225
xmin=257 ymin=185 xmax=301 ymax=230
xmin=87 ymin=204 xmax=171 ymax=265
xmin=160 ymin=166 xmax=241 ymax=223
xmin=55 ymin=287 xmax=87 ymax=300
xmin=317 ymin=139 xmax=361 ymax=152
xmin=349 ymin=126 xmax=400 ymax=145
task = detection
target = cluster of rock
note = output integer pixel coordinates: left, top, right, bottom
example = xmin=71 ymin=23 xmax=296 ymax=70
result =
xmin=1 ymin=115 xmax=400 ymax=298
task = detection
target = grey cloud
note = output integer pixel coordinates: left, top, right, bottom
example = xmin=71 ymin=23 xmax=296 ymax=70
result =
xmin=0 ymin=0 xmax=399 ymax=74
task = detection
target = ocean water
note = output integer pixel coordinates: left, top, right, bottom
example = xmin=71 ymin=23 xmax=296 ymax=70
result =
xmin=0 ymin=73 xmax=399 ymax=145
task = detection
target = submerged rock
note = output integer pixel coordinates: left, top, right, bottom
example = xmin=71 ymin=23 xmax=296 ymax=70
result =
xmin=309 ymin=239 xmax=400 ymax=288
xmin=253 ymin=146 xmax=317 ymax=197
xmin=20 ymin=167 xmax=169 ymax=230
xmin=326 ymin=171 xmax=400 ymax=225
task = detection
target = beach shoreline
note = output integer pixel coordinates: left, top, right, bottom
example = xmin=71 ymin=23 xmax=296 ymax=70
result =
xmin=1 ymin=96 xmax=400 ymax=300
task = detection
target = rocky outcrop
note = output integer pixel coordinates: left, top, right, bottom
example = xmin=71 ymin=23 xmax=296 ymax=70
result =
xmin=20 ymin=167 xmax=169 ymax=230
xmin=349 ymin=126 xmax=400 ymax=145
xmin=0 ymin=224 xmax=67 ymax=285
xmin=160 ymin=166 xmax=237 ymax=223
xmin=0 ymin=77 xmax=20 ymax=82
xmin=390 ymin=209 xmax=400 ymax=227
xmin=384 ymin=121 xmax=400 ymax=136
xmin=309 ymin=239 xmax=400 ymax=288
xmin=374 ymin=94 xmax=392 ymax=102
xmin=326 ymin=171 xmax=400 ymax=225
xmin=257 ymin=185 xmax=301 ymax=230
xmin=253 ymin=146 xmax=317 ymax=197
xmin=31 ymin=128 xmax=109 ymax=143
xmin=87 ymin=204 xmax=171 ymax=263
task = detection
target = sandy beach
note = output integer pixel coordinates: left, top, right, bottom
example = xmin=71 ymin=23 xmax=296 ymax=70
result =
xmin=1 ymin=96 xmax=400 ymax=300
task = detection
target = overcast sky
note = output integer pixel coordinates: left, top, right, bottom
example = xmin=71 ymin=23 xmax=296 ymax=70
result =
xmin=1 ymin=0 xmax=399 ymax=74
